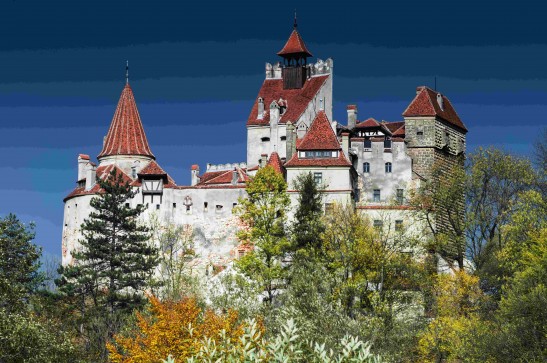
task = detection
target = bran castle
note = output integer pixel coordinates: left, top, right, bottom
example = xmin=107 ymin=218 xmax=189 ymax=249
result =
xmin=62 ymin=22 xmax=467 ymax=271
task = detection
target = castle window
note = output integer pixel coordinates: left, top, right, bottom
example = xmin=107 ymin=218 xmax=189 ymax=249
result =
xmin=131 ymin=166 xmax=137 ymax=179
xmin=216 ymin=205 xmax=223 ymax=212
xmin=363 ymin=162 xmax=370 ymax=173
xmin=125 ymin=203 xmax=130 ymax=208
xmin=384 ymin=139 xmax=392 ymax=148
xmin=313 ymin=172 xmax=323 ymax=184
xmin=364 ymin=139 xmax=371 ymax=150
xmin=186 ymin=205 xmax=191 ymax=212
xmin=280 ymin=136 xmax=286 ymax=141
xmin=304 ymin=150 xmax=334 ymax=158
xmin=417 ymin=130 xmax=424 ymax=138
xmin=373 ymin=189 xmax=381 ymax=202
xmin=173 ymin=203 xmax=177 ymax=208
xmin=395 ymin=220 xmax=403 ymax=231
xmin=204 ymin=202 xmax=208 ymax=211
xmin=385 ymin=162 xmax=392 ymax=173
xmin=396 ymin=189 xmax=404 ymax=205
xmin=373 ymin=220 xmax=383 ymax=229
xmin=261 ymin=137 xmax=270 ymax=142
xmin=156 ymin=204 xmax=160 ymax=210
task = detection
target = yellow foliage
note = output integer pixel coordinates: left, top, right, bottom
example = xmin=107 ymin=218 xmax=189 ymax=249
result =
xmin=417 ymin=271 xmax=492 ymax=363
xmin=107 ymin=296 xmax=252 ymax=363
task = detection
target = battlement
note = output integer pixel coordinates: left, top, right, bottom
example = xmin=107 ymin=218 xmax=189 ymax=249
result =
xmin=206 ymin=162 xmax=247 ymax=172
xmin=265 ymin=58 xmax=333 ymax=79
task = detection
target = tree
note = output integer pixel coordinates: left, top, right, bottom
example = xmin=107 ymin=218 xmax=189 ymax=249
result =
xmin=148 ymin=214 xmax=197 ymax=301
xmin=291 ymin=171 xmax=325 ymax=259
xmin=235 ymin=165 xmax=290 ymax=304
xmin=0 ymin=213 xmax=43 ymax=312
xmin=57 ymin=169 xmax=158 ymax=360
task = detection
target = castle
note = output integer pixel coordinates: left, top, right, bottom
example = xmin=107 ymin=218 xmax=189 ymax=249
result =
xmin=62 ymin=21 xmax=467 ymax=271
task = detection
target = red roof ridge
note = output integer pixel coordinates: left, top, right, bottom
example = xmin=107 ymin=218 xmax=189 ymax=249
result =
xmin=297 ymin=111 xmax=340 ymax=150
xmin=355 ymin=117 xmax=380 ymax=128
xmin=98 ymin=83 xmax=155 ymax=159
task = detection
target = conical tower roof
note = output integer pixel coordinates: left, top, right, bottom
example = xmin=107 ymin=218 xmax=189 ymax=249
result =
xmin=277 ymin=29 xmax=313 ymax=58
xmin=98 ymin=84 xmax=155 ymax=160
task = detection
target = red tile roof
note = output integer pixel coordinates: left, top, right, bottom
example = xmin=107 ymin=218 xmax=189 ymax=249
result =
xmin=135 ymin=160 xmax=177 ymax=188
xmin=297 ymin=111 xmax=340 ymax=150
xmin=284 ymin=152 xmax=351 ymax=168
xmin=346 ymin=105 xmax=357 ymax=110
xmin=196 ymin=168 xmax=249 ymax=186
xmin=383 ymin=121 xmax=405 ymax=134
xmin=355 ymin=118 xmax=380 ymax=128
xmin=277 ymin=29 xmax=313 ymax=58
xmin=247 ymin=75 xmax=329 ymax=126
xmin=402 ymin=86 xmax=467 ymax=132
xmin=64 ymin=164 xmax=133 ymax=202
xmin=98 ymin=84 xmax=155 ymax=159
xmin=267 ymin=152 xmax=285 ymax=174
xmin=79 ymin=154 xmax=90 ymax=160
xmin=191 ymin=164 xmax=199 ymax=170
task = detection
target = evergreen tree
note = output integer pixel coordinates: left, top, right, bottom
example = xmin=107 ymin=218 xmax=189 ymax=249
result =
xmin=291 ymin=172 xmax=325 ymax=258
xmin=57 ymin=169 xmax=158 ymax=359
xmin=0 ymin=213 xmax=43 ymax=312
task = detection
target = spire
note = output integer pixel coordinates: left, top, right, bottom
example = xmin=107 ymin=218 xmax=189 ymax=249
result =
xmin=125 ymin=60 xmax=129 ymax=84
xmin=277 ymin=15 xmax=313 ymax=58
xmin=98 ymin=84 xmax=155 ymax=160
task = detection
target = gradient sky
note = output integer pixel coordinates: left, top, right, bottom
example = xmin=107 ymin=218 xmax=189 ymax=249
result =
xmin=1 ymin=0 xmax=545 ymax=258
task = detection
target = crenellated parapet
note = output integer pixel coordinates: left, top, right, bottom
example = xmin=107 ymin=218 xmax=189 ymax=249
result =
xmin=265 ymin=58 xmax=333 ymax=79
xmin=206 ymin=162 xmax=247 ymax=172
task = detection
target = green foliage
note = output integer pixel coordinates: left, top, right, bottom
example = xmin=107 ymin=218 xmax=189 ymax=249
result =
xmin=185 ymin=318 xmax=383 ymax=362
xmin=291 ymin=172 xmax=326 ymax=258
xmin=0 ymin=308 xmax=76 ymax=363
xmin=0 ymin=213 xmax=43 ymax=311
xmin=235 ymin=165 xmax=290 ymax=304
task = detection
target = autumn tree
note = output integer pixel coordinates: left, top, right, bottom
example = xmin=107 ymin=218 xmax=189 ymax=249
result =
xmin=235 ymin=165 xmax=290 ymax=304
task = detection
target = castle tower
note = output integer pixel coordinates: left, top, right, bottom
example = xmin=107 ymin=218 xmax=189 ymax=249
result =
xmin=277 ymin=16 xmax=313 ymax=90
xmin=403 ymin=86 xmax=468 ymax=267
xmin=246 ymin=18 xmax=333 ymax=166
xmin=97 ymin=83 xmax=155 ymax=176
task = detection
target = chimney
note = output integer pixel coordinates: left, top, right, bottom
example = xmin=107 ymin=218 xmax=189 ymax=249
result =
xmin=265 ymin=63 xmax=273 ymax=79
xmin=341 ymin=132 xmax=350 ymax=159
xmin=436 ymin=93 xmax=444 ymax=111
xmin=260 ymin=154 xmax=268 ymax=168
xmin=257 ymin=98 xmax=264 ymax=119
xmin=191 ymin=164 xmax=200 ymax=186
xmin=78 ymin=154 xmax=90 ymax=181
xmin=270 ymin=101 xmax=280 ymax=124
xmin=286 ymin=121 xmax=296 ymax=161
xmin=231 ymin=169 xmax=239 ymax=185
xmin=85 ymin=164 xmax=97 ymax=190
xmin=347 ymin=105 xmax=357 ymax=129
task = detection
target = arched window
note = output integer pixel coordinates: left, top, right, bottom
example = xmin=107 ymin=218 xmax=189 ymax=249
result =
xmin=385 ymin=162 xmax=392 ymax=173
xmin=363 ymin=162 xmax=370 ymax=173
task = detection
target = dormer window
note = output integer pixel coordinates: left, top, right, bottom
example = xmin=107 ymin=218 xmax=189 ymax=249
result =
xmin=131 ymin=166 xmax=137 ymax=179
xmin=261 ymin=137 xmax=270 ymax=142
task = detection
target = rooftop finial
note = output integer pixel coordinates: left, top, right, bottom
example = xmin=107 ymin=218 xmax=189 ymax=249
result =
xmin=294 ymin=9 xmax=297 ymax=29
xmin=125 ymin=60 xmax=129 ymax=85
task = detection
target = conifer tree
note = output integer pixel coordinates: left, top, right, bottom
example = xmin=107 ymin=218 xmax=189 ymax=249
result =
xmin=57 ymin=169 xmax=158 ymax=340
xmin=291 ymin=172 xmax=325 ymax=258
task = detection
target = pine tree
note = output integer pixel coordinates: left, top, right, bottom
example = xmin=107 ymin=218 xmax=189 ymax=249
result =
xmin=291 ymin=172 xmax=325 ymax=258
xmin=57 ymin=169 xmax=158 ymax=351
xmin=0 ymin=214 xmax=43 ymax=312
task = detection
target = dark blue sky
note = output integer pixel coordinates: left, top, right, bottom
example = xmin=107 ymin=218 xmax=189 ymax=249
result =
xmin=0 ymin=0 xmax=546 ymax=257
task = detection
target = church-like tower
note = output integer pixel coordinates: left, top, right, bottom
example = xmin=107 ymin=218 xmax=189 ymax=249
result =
xmin=246 ymin=20 xmax=333 ymax=167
